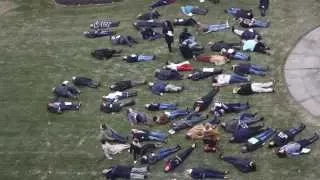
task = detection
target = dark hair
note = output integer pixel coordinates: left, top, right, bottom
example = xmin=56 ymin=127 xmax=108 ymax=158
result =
xmin=100 ymin=139 xmax=106 ymax=144
xmin=101 ymin=124 xmax=107 ymax=129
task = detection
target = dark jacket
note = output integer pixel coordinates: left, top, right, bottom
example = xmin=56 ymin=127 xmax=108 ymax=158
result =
xmin=110 ymin=80 xmax=132 ymax=91
xmin=155 ymin=69 xmax=183 ymax=80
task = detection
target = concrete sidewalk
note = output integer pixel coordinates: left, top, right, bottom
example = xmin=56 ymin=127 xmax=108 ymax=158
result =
xmin=285 ymin=27 xmax=320 ymax=117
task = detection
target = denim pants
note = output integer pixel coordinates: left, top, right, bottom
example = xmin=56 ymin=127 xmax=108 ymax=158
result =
xmin=233 ymin=51 xmax=250 ymax=61
xmin=227 ymin=103 xmax=250 ymax=112
xmin=256 ymin=128 xmax=274 ymax=142
xmin=207 ymin=24 xmax=229 ymax=32
xmin=229 ymin=74 xmax=249 ymax=84
xmin=249 ymin=64 xmax=267 ymax=76
xmin=157 ymin=147 xmax=179 ymax=159
xmin=110 ymin=129 xmax=127 ymax=143
xmin=253 ymin=19 xmax=270 ymax=28
xmin=297 ymin=134 xmax=319 ymax=148
xmin=150 ymin=0 xmax=169 ymax=9
xmin=288 ymin=124 xmax=305 ymax=136
xmin=226 ymin=7 xmax=241 ymax=16
xmin=138 ymin=55 xmax=155 ymax=62
xmin=168 ymin=109 xmax=189 ymax=120
xmin=202 ymin=169 xmax=226 ymax=179
xmin=149 ymin=131 xmax=168 ymax=142
xmin=159 ymin=103 xmax=177 ymax=110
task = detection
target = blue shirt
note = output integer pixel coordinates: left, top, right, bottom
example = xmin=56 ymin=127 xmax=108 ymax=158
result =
xmin=151 ymin=81 xmax=167 ymax=95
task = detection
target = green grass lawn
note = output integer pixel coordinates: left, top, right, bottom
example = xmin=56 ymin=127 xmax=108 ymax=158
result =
xmin=0 ymin=0 xmax=320 ymax=179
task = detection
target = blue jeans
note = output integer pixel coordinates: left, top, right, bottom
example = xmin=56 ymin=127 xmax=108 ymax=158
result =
xmin=229 ymin=74 xmax=249 ymax=84
xmin=248 ymin=64 xmax=267 ymax=76
xmin=256 ymin=128 xmax=274 ymax=142
xmin=226 ymin=7 xmax=241 ymax=16
xmin=168 ymin=109 xmax=190 ymax=120
xmin=137 ymin=55 xmax=155 ymax=62
xmin=233 ymin=51 xmax=250 ymax=61
xmin=148 ymin=131 xmax=168 ymax=142
xmin=110 ymin=128 xmax=127 ymax=144
xmin=288 ymin=124 xmax=305 ymax=136
xmin=200 ymin=169 xmax=226 ymax=179
xmin=157 ymin=147 xmax=180 ymax=159
xmin=253 ymin=19 xmax=270 ymax=28
xmin=207 ymin=24 xmax=229 ymax=32
xmin=150 ymin=0 xmax=169 ymax=9
xmin=297 ymin=134 xmax=319 ymax=148
xmin=159 ymin=103 xmax=177 ymax=110
xmin=226 ymin=103 xmax=250 ymax=112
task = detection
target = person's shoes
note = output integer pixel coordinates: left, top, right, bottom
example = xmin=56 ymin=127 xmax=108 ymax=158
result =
xmin=218 ymin=153 xmax=224 ymax=159
xmin=168 ymin=129 xmax=176 ymax=135
xmin=176 ymin=145 xmax=182 ymax=150
xmin=224 ymin=9 xmax=228 ymax=13
xmin=231 ymin=26 xmax=235 ymax=32
xmin=192 ymin=143 xmax=197 ymax=149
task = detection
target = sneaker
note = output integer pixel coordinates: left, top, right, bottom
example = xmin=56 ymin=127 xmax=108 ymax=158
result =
xmin=231 ymin=26 xmax=235 ymax=32
xmin=168 ymin=129 xmax=176 ymax=135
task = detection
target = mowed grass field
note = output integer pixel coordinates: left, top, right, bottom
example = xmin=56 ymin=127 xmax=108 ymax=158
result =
xmin=0 ymin=0 xmax=320 ymax=179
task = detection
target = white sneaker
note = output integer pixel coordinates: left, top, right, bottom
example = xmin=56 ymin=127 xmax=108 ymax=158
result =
xmin=168 ymin=129 xmax=176 ymax=135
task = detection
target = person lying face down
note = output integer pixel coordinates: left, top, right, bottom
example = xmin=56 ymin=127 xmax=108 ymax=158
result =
xmin=221 ymin=112 xmax=264 ymax=133
xmin=225 ymin=7 xmax=254 ymax=19
xmin=148 ymin=81 xmax=184 ymax=96
xmin=145 ymin=102 xmax=178 ymax=111
xmin=212 ymin=73 xmax=250 ymax=87
xmin=72 ymin=76 xmax=100 ymax=88
xmin=211 ymin=101 xmax=250 ymax=117
xmin=100 ymin=139 xmax=130 ymax=160
xmin=47 ymin=100 xmax=80 ymax=114
xmin=110 ymin=34 xmax=138 ymax=47
xmin=109 ymin=79 xmax=146 ymax=91
xmin=102 ymin=90 xmax=137 ymax=103
xmin=137 ymin=10 xmax=161 ymax=21
xmin=102 ymin=165 xmax=149 ymax=180
xmin=83 ymin=29 xmax=115 ymax=38
xmin=99 ymin=124 xmax=128 ymax=144
xmin=91 ymin=48 xmax=121 ymax=60
xmin=89 ymin=20 xmax=120 ymax=29
xmin=187 ymin=68 xmax=223 ymax=81
xmin=141 ymin=145 xmax=181 ymax=164
xmin=241 ymin=128 xmax=276 ymax=153
xmin=123 ymin=54 xmax=156 ymax=63
xmin=193 ymin=88 xmax=219 ymax=112
xmin=164 ymin=143 xmax=196 ymax=172
xmin=232 ymin=81 xmax=275 ymax=95
xmin=53 ymin=81 xmax=80 ymax=99
xmin=276 ymin=133 xmax=319 ymax=158
xmin=154 ymin=69 xmax=183 ymax=81
xmin=268 ymin=123 xmax=306 ymax=148
xmin=219 ymin=154 xmax=257 ymax=173
xmin=173 ymin=18 xmax=198 ymax=26
xmin=100 ymin=99 xmax=135 ymax=113
xmin=131 ymin=129 xmax=168 ymax=143
xmin=186 ymin=167 xmax=230 ymax=179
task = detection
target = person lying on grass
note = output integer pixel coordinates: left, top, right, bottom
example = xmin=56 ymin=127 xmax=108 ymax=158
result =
xmin=148 ymin=81 xmax=184 ymax=96
xmin=109 ymin=79 xmax=146 ymax=91
xmin=221 ymin=112 xmax=264 ymax=133
xmin=193 ymin=88 xmax=219 ymax=112
xmin=123 ymin=54 xmax=156 ymax=63
xmin=276 ymin=133 xmax=319 ymax=158
xmin=211 ymin=101 xmax=250 ymax=117
xmin=47 ymin=100 xmax=80 ymax=114
xmin=145 ymin=102 xmax=178 ymax=111
xmin=100 ymin=124 xmax=128 ymax=144
xmin=53 ymin=81 xmax=80 ymax=99
xmin=102 ymin=90 xmax=137 ymax=103
xmin=197 ymin=20 xmax=230 ymax=33
xmin=232 ymin=81 xmax=275 ymax=95
xmin=212 ymin=73 xmax=250 ymax=86
xmin=91 ymin=48 xmax=121 ymax=60
xmin=186 ymin=167 xmax=230 ymax=179
xmin=141 ymin=145 xmax=181 ymax=164
xmin=153 ymin=108 xmax=191 ymax=124
xmin=219 ymin=154 xmax=257 ymax=173
xmin=110 ymin=34 xmax=138 ymax=47
xmin=102 ymin=165 xmax=149 ymax=179
xmin=187 ymin=68 xmax=223 ymax=81
xmin=154 ymin=69 xmax=184 ymax=81
xmin=164 ymin=143 xmax=196 ymax=172
xmin=100 ymin=99 xmax=135 ymax=113
xmin=72 ymin=76 xmax=100 ymax=88
xmin=232 ymin=63 xmax=269 ymax=76
xmin=100 ymin=139 xmax=130 ymax=160
xmin=127 ymin=108 xmax=152 ymax=126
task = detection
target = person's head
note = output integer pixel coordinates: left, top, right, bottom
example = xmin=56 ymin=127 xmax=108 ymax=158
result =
xmin=90 ymin=24 xmax=94 ymax=28
xmin=148 ymin=82 xmax=154 ymax=87
xmin=127 ymin=108 xmax=133 ymax=114
xmin=101 ymin=123 xmax=107 ymax=130
xmin=241 ymin=146 xmax=248 ymax=153
xmin=276 ymin=149 xmax=287 ymax=158
xmin=183 ymin=27 xmax=188 ymax=33
xmin=204 ymin=123 xmax=211 ymax=130
xmin=100 ymin=139 xmax=107 ymax=144
xmin=62 ymin=81 xmax=69 ymax=86
xmin=140 ymin=155 xmax=148 ymax=164
xmin=152 ymin=116 xmax=159 ymax=122
xmin=268 ymin=141 xmax=275 ymax=148
xmin=249 ymin=161 xmax=257 ymax=171
xmin=232 ymin=88 xmax=240 ymax=94
xmin=227 ymin=48 xmax=235 ymax=54
xmin=131 ymin=129 xmax=138 ymax=133
xmin=185 ymin=169 xmax=193 ymax=175
xmin=123 ymin=56 xmax=128 ymax=60
xmin=212 ymin=78 xmax=217 ymax=83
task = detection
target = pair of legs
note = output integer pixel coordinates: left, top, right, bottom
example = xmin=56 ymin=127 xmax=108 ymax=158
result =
xmin=195 ymin=168 xmax=228 ymax=179
xmin=148 ymin=131 xmax=168 ymax=142
xmin=259 ymin=0 xmax=269 ymax=16
xmin=231 ymin=124 xmax=265 ymax=143
xmin=205 ymin=22 xmax=230 ymax=33
xmin=104 ymin=126 xmax=127 ymax=144
xmin=194 ymin=89 xmax=219 ymax=112
xmin=247 ymin=64 xmax=268 ymax=76
xmin=130 ymin=167 xmax=148 ymax=179
xmin=165 ymin=84 xmax=183 ymax=92
xmin=103 ymin=90 xmax=137 ymax=102
xmin=229 ymin=74 xmax=250 ymax=84
xmin=172 ymin=113 xmax=206 ymax=131
xmin=158 ymin=103 xmax=177 ymax=110
xmin=173 ymin=18 xmax=197 ymax=26
xmin=59 ymin=101 xmax=80 ymax=111
xmin=296 ymin=133 xmax=319 ymax=148
xmin=165 ymin=109 xmax=190 ymax=120
xmin=157 ymin=146 xmax=181 ymax=159
xmin=224 ymin=102 xmax=250 ymax=113
xmin=150 ymin=0 xmax=175 ymax=9
xmin=251 ymin=81 xmax=274 ymax=93
xmin=254 ymin=42 xmax=271 ymax=54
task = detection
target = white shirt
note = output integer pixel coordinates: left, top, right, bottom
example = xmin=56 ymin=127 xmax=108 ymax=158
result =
xmin=216 ymin=74 xmax=231 ymax=85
